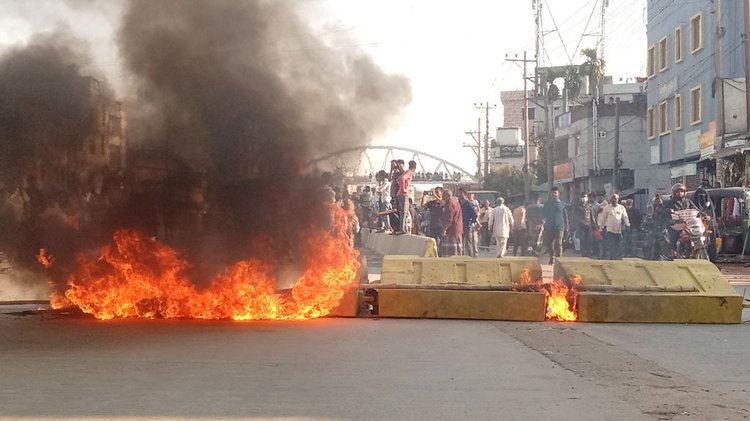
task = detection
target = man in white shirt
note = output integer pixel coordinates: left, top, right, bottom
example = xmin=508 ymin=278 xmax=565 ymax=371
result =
xmin=597 ymin=193 xmax=630 ymax=260
xmin=488 ymin=197 xmax=514 ymax=258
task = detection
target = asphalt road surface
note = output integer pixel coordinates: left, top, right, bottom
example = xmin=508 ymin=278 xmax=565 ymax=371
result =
xmin=1 ymin=248 xmax=749 ymax=421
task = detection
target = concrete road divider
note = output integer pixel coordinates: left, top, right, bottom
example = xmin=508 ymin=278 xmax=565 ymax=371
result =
xmin=366 ymin=256 xmax=545 ymax=321
xmin=362 ymin=231 xmax=438 ymax=257
xmin=554 ymin=257 xmax=744 ymax=324
xmin=380 ymin=255 xmax=542 ymax=285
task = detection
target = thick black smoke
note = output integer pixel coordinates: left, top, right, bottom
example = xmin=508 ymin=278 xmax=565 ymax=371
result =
xmin=120 ymin=0 xmax=410 ymax=180
xmin=0 ymin=1 xmax=410 ymax=284
xmin=0 ymin=30 xmax=98 ymax=186
xmin=116 ymin=0 xmax=410 ymax=268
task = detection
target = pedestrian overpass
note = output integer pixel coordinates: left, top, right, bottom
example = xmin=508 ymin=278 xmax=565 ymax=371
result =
xmin=309 ymin=145 xmax=479 ymax=184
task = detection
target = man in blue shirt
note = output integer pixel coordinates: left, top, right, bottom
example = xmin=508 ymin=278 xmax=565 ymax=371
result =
xmin=458 ymin=189 xmax=478 ymax=257
xmin=542 ymin=186 xmax=569 ymax=264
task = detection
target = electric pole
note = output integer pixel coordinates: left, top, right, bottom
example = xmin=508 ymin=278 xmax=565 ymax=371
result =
xmin=463 ymin=118 xmax=482 ymax=178
xmin=474 ymin=102 xmax=496 ymax=181
xmin=715 ymin=0 xmax=724 ymax=140
xmin=745 ymin=0 xmax=750 ymax=145
xmin=613 ymin=98 xmax=620 ymax=192
xmin=505 ymin=52 xmax=537 ymax=202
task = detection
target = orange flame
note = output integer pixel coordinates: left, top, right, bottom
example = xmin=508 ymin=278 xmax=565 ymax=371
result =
xmin=36 ymin=248 xmax=54 ymax=268
xmin=50 ymin=204 xmax=360 ymax=320
xmin=515 ymin=266 xmax=580 ymax=322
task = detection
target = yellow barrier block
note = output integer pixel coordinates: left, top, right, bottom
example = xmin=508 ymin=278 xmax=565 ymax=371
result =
xmin=377 ymin=289 xmax=546 ymax=321
xmin=381 ymin=256 xmax=541 ymax=285
xmin=553 ymin=258 xmax=743 ymax=323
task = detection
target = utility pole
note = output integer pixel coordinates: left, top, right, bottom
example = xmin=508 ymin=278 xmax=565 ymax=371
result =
xmin=463 ymin=119 xmax=481 ymax=178
xmin=745 ymin=0 xmax=750 ymax=141
xmin=715 ymin=0 xmax=725 ymax=140
xmin=613 ymin=98 xmax=620 ymax=192
xmin=506 ymin=52 xmax=537 ymax=202
xmin=474 ymin=102 xmax=496 ymax=181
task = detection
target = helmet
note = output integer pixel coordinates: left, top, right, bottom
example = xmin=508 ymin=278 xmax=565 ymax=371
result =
xmin=671 ymin=183 xmax=687 ymax=196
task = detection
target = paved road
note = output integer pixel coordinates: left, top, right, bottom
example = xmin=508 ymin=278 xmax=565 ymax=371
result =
xmin=1 ymin=248 xmax=749 ymax=420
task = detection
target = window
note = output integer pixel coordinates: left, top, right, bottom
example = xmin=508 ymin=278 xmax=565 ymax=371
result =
xmin=659 ymin=36 xmax=669 ymax=71
xmin=690 ymin=12 xmax=703 ymax=53
xmin=690 ymin=85 xmax=703 ymax=125
xmin=647 ymin=107 xmax=656 ymax=139
xmin=674 ymin=94 xmax=683 ymax=130
xmin=659 ymin=101 xmax=670 ymax=135
xmin=521 ymin=107 xmax=535 ymax=120
xmin=675 ymin=26 xmax=683 ymax=63
xmin=647 ymin=44 xmax=656 ymax=78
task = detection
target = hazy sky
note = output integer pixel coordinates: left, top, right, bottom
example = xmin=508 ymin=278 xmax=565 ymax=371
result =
xmin=0 ymin=0 xmax=647 ymax=172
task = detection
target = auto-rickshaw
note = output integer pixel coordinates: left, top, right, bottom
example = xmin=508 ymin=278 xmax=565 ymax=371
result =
xmin=698 ymin=187 xmax=750 ymax=257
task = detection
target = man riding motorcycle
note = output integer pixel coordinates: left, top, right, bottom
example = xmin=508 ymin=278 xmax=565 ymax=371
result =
xmin=665 ymin=183 xmax=709 ymax=259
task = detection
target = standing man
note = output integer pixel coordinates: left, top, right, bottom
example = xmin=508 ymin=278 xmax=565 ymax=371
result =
xmin=572 ymin=192 xmax=595 ymax=257
xmin=542 ymin=186 xmax=569 ymax=265
xmin=458 ymin=190 xmax=478 ymax=257
xmin=440 ymin=189 xmax=464 ymax=256
xmin=395 ymin=160 xmax=416 ymax=234
xmin=468 ymin=193 xmax=481 ymax=256
xmin=421 ymin=187 xmax=445 ymax=247
xmin=598 ymin=193 xmax=630 ymax=260
xmin=623 ymin=199 xmax=642 ymax=257
xmin=477 ymin=200 xmax=492 ymax=251
xmin=526 ymin=196 xmax=544 ymax=255
xmin=511 ymin=201 xmax=527 ymax=256
xmin=374 ymin=170 xmax=391 ymax=232
xmin=389 ymin=160 xmax=403 ymax=232
xmin=489 ymin=197 xmax=514 ymax=258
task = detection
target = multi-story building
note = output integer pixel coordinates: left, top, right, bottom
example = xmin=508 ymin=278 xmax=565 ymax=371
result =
xmin=646 ymin=0 xmax=747 ymax=188
xmin=6 ymin=75 xmax=126 ymax=194
xmin=551 ymin=88 xmax=670 ymax=206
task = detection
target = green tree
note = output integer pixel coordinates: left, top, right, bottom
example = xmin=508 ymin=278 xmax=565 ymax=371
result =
xmin=483 ymin=166 xmax=524 ymax=198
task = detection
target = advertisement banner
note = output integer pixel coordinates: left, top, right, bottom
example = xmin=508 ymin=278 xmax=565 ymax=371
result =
xmin=553 ymin=162 xmax=574 ymax=183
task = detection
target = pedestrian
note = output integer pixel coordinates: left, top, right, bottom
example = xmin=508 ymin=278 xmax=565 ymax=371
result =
xmin=374 ymin=170 xmax=391 ymax=232
xmin=458 ymin=190 xmax=478 ymax=257
xmin=511 ymin=201 xmax=527 ymax=256
xmin=623 ymin=199 xmax=642 ymax=257
xmin=526 ymin=196 xmax=544 ymax=255
xmin=651 ymin=193 xmax=671 ymax=259
xmin=598 ymin=193 xmax=630 ymax=260
xmin=542 ymin=186 xmax=568 ymax=265
xmin=468 ymin=193 xmax=481 ymax=256
xmin=572 ymin=192 xmax=595 ymax=257
xmin=477 ymin=200 xmax=492 ymax=251
xmin=439 ymin=189 xmax=463 ymax=256
xmin=395 ymin=160 xmax=415 ymax=234
xmin=389 ymin=160 xmax=403 ymax=232
xmin=421 ymin=187 xmax=445 ymax=247
xmin=489 ymin=197 xmax=514 ymax=258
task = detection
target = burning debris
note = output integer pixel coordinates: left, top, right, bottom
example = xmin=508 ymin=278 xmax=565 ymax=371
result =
xmin=0 ymin=0 xmax=409 ymax=319
xmin=516 ymin=267 xmax=581 ymax=322
xmin=43 ymin=203 xmax=358 ymax=320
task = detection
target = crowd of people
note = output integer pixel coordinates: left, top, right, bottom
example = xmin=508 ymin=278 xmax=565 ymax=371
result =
xmin=341 ymin=178 xmax=656 ymax=263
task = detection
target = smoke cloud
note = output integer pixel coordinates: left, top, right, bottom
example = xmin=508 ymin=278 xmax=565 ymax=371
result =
xmin=119 ymin=0 xmax=410 ymax=181
xmin=0 ymin=0 xmax=411 ymax=284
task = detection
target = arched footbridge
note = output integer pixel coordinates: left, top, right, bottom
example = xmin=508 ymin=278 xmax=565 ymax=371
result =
xmin=309 ymin=145 xmax=478 ymax=183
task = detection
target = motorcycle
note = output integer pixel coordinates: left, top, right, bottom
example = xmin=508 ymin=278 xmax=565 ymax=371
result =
xmin=671 ymin=208 xmax=711 ymax=260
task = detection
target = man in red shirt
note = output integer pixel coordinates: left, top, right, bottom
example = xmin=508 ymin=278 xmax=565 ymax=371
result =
xmin=395 ymin=160 xmax=416 ymax=234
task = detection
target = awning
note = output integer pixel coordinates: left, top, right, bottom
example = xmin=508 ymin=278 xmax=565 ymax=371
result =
xmin=712 ymin=144 xmax=750 ymax=159
xmin=617 ymin=188 xmax=647 ymax=198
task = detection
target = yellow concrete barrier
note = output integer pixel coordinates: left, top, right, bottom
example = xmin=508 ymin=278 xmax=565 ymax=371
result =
xmin=370 ymin=256 xmax=545 ymax=321
xmin=381 ymin=255 xmax=542 ymax=285
xmin=364 ymin=232 xmax=437 ymax=257
xmin=553 ymin=257 xmax=743 ymax=324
